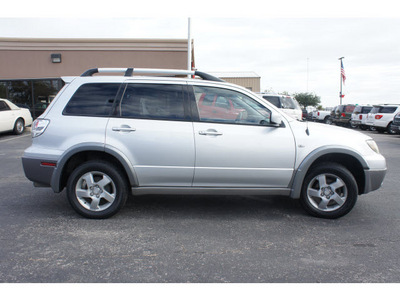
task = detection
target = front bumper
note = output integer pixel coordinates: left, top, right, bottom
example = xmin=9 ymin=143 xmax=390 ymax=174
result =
xmin=363 ymin=168 xmax=387 ymax=194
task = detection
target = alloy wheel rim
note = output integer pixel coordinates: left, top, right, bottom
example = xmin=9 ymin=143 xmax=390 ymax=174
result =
xmin=16 ymin=121 xmax=24 ymax=133
xmin=306 ymin=173 xmax=347 ymax=212
xmin=75 ymin=171 xmax=116 ymax=211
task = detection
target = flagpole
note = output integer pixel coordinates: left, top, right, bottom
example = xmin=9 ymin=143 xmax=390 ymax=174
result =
xmin=187 ymin=18 xmax=191 ymax=78
xmin=338 ymin=57 xmax=344 ymax=105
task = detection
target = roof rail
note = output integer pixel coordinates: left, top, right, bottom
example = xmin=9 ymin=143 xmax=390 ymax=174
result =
xmin=80 ymin=68 xmax=224 ymax=82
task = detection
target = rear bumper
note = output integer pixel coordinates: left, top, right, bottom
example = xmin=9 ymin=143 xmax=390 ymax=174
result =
xmin=22 ymin=156 xmax=55 ymax=187
xmin=350 ymin=120 xmax=362 ymax=126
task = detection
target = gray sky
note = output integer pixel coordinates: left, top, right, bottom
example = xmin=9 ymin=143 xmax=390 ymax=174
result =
xmin=1 ymin=1 xmax=399 ymax=108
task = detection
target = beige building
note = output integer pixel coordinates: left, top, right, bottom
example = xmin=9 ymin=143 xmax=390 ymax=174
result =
xmin=0 ymin=38 xmax=261 ymax=118
xmin=0 ymin=38 xmax=193 ymax=118
xmin=210 ymin=72 xmax=261 ymax=92
xmin=0 ymin=38 xmax=192 ymax=79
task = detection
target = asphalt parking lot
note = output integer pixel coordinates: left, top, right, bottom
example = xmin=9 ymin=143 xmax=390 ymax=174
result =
xmin=0 ymin=128 xmax=399 ymax=283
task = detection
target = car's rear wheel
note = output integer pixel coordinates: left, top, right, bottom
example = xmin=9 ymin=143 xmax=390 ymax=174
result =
xmin=387 ymin=122 xmax=396 ymax=135
xmin=325 ymin=117 xmax=332 ymax=125
xmin=359 ymin=125 xmax=368 ymax=130
xmin=66 ymin=161 xmax=128 ymax=219
xmin=13 ymin=118 xmax=25 ymax=135
xmin=300 ymin=163 xmax=358 ymax=219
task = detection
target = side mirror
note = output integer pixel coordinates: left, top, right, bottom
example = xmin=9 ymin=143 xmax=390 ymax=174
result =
xmin=271 ymin=113 xmax=283 ymax=127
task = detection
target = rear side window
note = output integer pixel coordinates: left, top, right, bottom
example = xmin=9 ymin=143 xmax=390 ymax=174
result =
xmin=63 ymin=83 xmax=121 ymax=116
xmin=117 ymin=84 xmax=186 ymax=121
xmin=380 ymin=106 xmax=398 ymax=113
xmin=262 ymin=96 xmax=281 ymax=108
xmin=0 ymin=100 xmax=10 ymax=111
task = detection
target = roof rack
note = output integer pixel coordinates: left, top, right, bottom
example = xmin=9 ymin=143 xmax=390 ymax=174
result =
xmin=80 ymin=68 xmax=225 ymax=82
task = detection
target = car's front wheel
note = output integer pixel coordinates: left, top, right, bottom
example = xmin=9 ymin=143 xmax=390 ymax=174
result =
xmin=300 ymin=163 xmax=358 ymax=219
xmin=66 ymin=161 xmax=129 ymax=219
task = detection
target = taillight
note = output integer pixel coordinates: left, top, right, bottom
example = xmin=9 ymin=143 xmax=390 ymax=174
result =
xmin=32 ymin=118 xmax=50 ymax=138
xmin=318 ymin=112 xmax=320 ymax=116
xmin=375 ymin=115 xmax=383 ymax=120
xmin=341 ymin=113 xmax=346 ymax=117
xmin=359 ymin=115 xmax=363 ymax=120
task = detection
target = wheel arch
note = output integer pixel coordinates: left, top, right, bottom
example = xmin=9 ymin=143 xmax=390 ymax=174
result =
xmin=290 ymin=146 xmax=368 ymax=199
xmin=51 ymin=144 xmax=138 ymax=193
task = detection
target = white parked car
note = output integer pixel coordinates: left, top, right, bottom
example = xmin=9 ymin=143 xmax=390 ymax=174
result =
xmin=258 ymin=93 xmax=303 ymax=120
xmin=312 ymin=108 xmax=332 ymax=123
xmin=365 ymin=104 xmax=400 ymax=134
xmin=350 ymin=105 xmax=373 ymax=130
xmin=0 ymin=98 xmax=33 ymax=135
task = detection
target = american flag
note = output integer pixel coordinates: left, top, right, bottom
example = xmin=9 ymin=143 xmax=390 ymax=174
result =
xmin=341 ymin=61 xmax=346 ymax=84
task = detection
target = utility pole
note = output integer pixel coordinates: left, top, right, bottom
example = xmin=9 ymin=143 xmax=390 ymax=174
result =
xmin=338 ymin=57 xmax=344 ymax=105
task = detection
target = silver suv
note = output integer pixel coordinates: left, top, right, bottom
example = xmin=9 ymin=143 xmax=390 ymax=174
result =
xmin=22 ymin=68 xmax=387 ymax=219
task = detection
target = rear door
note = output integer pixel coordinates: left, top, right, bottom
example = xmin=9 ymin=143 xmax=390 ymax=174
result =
xmin=106 ymin=82 xmax=195 ymax=187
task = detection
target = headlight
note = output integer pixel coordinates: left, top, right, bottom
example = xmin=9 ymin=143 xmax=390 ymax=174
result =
xmin=366 ymin=139 xmax=380 ymax=154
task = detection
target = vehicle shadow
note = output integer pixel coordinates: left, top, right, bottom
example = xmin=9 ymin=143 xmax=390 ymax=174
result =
xmin=122 ymin=194 xmax=306 ymax=220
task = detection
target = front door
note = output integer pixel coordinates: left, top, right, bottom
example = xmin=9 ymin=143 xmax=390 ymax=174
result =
xmin=191 ymin=85 xmax=296 ymax=188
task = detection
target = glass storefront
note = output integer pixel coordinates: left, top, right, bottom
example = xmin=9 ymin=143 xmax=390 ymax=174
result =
xmin=0 ymin=78 xmax=64 ymax=119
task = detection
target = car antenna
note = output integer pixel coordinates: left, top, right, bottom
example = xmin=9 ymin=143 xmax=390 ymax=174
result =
xmin=305 ymin=120 xmax=310 ymax=136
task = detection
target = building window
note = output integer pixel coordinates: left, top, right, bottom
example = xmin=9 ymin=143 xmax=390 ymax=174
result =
xmin=0 ymin=78 xmax=64 ymax=119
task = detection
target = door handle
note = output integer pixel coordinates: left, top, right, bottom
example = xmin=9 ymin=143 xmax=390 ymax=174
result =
xmin=112 ymin=126 xmax=136 ymax=132
xmin=199 ymin=130 xmax=223 ymax=136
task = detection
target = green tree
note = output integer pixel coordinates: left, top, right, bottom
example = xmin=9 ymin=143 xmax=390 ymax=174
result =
xmin=293 ymin=92 xmax=321 ymax=108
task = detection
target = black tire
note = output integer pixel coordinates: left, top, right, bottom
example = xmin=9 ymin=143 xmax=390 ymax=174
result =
xmin=359 ymin=125 xmax=368 ymax=131
xmin=13 ymin=118 xmax=25 ymax=135
xmin=300 ymin=163 xmax=358 ymax=219
xmin=387 ymin=122 xmax=396 ymax=135
xmin=376 ymin=127 xmax=385 ymax=133
xmin=66 ymin=160 xmax=129 ymax=219
xmin=325 ymin=117 xmax=333 ymax=125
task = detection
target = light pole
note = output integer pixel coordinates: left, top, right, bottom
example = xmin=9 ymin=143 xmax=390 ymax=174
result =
xmin=338 ymin=57 xmax=344 ymax=105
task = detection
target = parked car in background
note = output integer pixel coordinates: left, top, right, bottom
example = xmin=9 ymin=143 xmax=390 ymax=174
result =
xmin=259 ymin=93 xmax=302 ymax=120
xmin=312 ymin=108 xmax=333 ymax=124
xmin=365 ymin=104 xmax=400 ymax=134
xmin=391 ymin=112 xmax=400 ymax=134
xmin=331 ymin=104 xmax=356 ymax=127
xmin=302 ymin=108 xmax=308 ymax=120
xmin=350 ymin=105 xmax=373 ymax=130
xmin=0 ymin=98 xmax=33 ymax=135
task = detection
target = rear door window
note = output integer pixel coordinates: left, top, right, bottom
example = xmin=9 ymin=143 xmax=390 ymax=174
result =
xmin=117 ymin=84 xmax=187 ymax=121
